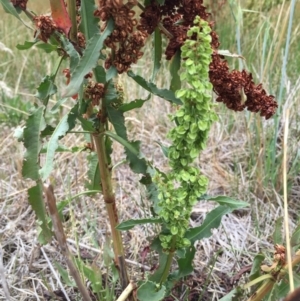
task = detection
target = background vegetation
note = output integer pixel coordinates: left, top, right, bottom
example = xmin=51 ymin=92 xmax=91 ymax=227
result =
xmin=0 ymin=0 xmax=300 ymax=300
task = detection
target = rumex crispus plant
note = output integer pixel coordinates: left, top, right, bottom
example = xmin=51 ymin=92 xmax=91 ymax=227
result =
xmin=3 ymin=0 xmax=295 ymax=300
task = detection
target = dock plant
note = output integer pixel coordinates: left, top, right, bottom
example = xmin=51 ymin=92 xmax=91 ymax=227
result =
xmin=3 ymin=0 xmax=295 ymax=300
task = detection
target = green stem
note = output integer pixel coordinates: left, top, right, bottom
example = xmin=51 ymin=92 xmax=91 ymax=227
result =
xmin=67 ymin=0 xmax=78 ymax=43
xmin=159 ymin=236 xmax=176 ymax=285
xmin=24 ymin=9 xmax=36 ymax=22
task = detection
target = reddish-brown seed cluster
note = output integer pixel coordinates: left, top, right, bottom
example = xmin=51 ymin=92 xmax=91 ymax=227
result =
xmin=209 ymin=45 xmax=278 ymax=119
xmin=95 ymin=0 xmax=148 ymax=73
xmin=84 ymin=81 xmax=105 ymax=106
xmin=10 ymin=0 xmax=28 ymax=10
xmin=33 ymin=15 xmax=57 ymax=43
xmin=139 ymin=0 xmax=277 ymax=118
xmin=274 ymin=244 xmax=286 ymax=266
xmin=159 ymin=0 xmax=210 ymax=59
xmin=77 ymin=32 xmax=86 ymax=48
xmin=137 ymin=2 xmax=161 ymax=34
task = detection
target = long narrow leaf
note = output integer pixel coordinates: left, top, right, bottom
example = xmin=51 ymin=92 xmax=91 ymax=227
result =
xmin=127 ymin=70 xmax=182 ymax=105
xmin=0 ymin=0 xmax=31 ymax=29
xmin=205 ymin=195 xmax=249 ymax=210
xmin=60 ymin=34 xmax=80 ymax=69
xmin=119 ymin=97 xmax=149 ymax=112
xmin=28 ymin=183 xmax=53 ymax=244
xmin=169 ymin=50 xmax=181 ymax=92
xmin=63 ymin=18 xmax=114 ymax=97
xmin=151 ymin=28 xmax=162 ymax=82
xmin=106 ymin=105 xmax=127 ymax=139
xmin=85 ymin=153 xmax=101 ymax=191
xmin=104 ymin=131 xmax=138 ymax=156
xmin=117 ymin=217 xmax=161 ymax=231
xmin=39 ymin=113 xmax=72 ymax=180
xmin=186 ymin=206 xmax=231 ymax=243
xmin=79 ymin=0 xmax=99 ymax=41
xmin=22 ymin=107 xmax=46 ymax=180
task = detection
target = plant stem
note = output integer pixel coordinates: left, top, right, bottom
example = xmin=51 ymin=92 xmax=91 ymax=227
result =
xmin=159 ymin=236 xmax=176 ymax=285
xmin=92 ymin=132 xmax=129 ymax=289
xmin=45 ymin=185 xmax=92 ymax=301
xmin=67 ymin=0 xmax=78 ymax=43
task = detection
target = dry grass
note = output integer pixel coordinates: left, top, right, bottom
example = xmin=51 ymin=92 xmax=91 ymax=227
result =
xmin=1 ymin=1 xmax=300 ymax=301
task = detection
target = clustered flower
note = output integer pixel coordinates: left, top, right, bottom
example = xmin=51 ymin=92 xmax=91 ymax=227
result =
xmin=156 ymin=0 xmax=278 ymax=118
xmin=95 ymin=0 xmax=148 ymax=73
xmin=160 ymin=0 xmax=210 ymax=59
xmin=154 ymin=18 xmax=216 ymax=251
xmin=209 ymin=53 xmax=278 ymax=119
xmin=84 ymin=81 xmax=105 ymax=107
xmin=33 ymin=15 xmax=57 ymax=43
xmin=10 ymin=0 xmax=28 ymax=10
xmin=77 ymin=31 xmax=86 ymax=48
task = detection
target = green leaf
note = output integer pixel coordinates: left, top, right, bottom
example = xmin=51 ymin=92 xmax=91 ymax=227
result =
xmin=172 ymin=246 xmax=195 ymax=279
xmin=154 ymin=141 xmax=168 ymax=157
xmin=106 ymin=105 xmax=127 ymax=139
xmin=169 ymin=50 xmax=181 ymax=92
xmin=151 ymin=28 xmax=162 ymax=82
xmin=39 ymin=111 xmax=74 ymax=181
xmin=186 ymin=206 xmax=231 ymax=243
xmin=74 ymin=258 xmax=104 ymax=293
xmin=36 ymin=43 xmax=58 ymax=53
xmin=40 ymin=143 xmax=70 ymax=153
xmin=41 ymin=125 xmax=55 ymax=137
xmin=291 ymin=222 xmax=300 ymax=247
xmin=273 ymin=217 xmax=283 ymax=245
xmin=137 ymin=281 xmax=166 ymax=301
xmin=204 ymin=195 xmax=249 ymax=210
xmin=59 ymin=34 xmax=80 ymax=69
xmin=94 ymin=65 xmax=106 ymax=84
xmin=28 ymin=183 xmax=53 ymax=244
xmin=0 ymin=0 xmax=23 ymax=21
xmin=51 ymin=98 xmax=68 ymax=112
xmin=85 ymin=153 xmax=101 ymax=191
xmin=22 ymin=107 xmax=46 ymax=180
xmin=104 ymin=131 xmax=135 ymax=155
xmin=125 ymin=140 xmax=148 ymax=174
xmin=63 ymin=18 xmax=114 ymax=97
xmin=16 ymin=41 xmax=37 ymax=50
xmin=119 ymin=97 xmax=149 ymax=112
xmin=276 ymin=273 xmax=300 ymax=299
xmin=103 ymin=80 xmax=118 ymax=103
xmin=105 ymin=131 xmax=148 ymax=174
xmin=116 ymin=217 xmax=161 ymax=231
xmin=35 ymin=75 xmax=57 ymax=104
xmin=54 ymin=262 xmax=75 ymax=286
xmin=140 ymin=173 xmax=161 ymax=215
xmin=127 ymin=70 xmax=182 ymax=105
xmin=249 ymin=254 xmax=264 ymax=281
xmin=106 ymin=66 xmax=117 ymax=81
xmin=77 ymin=115 xmax=94 ymax=132
xmin=79 ymin=0 xmax=100 ymax=41
xmin=219 ymin=288 xmax=239 ymax=301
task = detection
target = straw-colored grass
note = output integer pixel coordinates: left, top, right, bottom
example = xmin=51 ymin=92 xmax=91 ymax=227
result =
xmin=1 ymin=1 xmax=300 ymax=300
